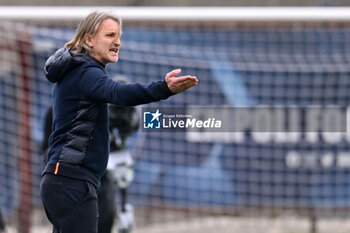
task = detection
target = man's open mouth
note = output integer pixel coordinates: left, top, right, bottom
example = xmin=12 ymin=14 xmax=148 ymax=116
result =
xmin=110 ymin=48 xmax=119 ymax=53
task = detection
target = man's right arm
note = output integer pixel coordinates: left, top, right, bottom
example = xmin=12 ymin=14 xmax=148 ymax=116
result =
xmin=79 ymin=67 xmax=175 ymax=106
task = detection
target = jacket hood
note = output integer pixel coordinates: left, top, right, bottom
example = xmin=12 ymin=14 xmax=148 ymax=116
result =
xmin=44 ymin=47 xmax=89 ymax=83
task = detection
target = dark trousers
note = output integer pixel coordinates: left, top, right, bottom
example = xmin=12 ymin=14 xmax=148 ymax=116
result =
xmin=98 ymin=171 xmax=117 ymax=233
xmin=40 ymin=174 xmax=98 ymax=233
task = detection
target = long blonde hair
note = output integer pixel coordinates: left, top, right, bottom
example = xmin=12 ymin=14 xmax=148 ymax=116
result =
xmin=65 ymin=11 xmax=122 ymax=56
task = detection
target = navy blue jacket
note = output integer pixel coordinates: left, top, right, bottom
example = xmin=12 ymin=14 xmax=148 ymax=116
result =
xmin=43 ymin=47 xmax=174 ymax=187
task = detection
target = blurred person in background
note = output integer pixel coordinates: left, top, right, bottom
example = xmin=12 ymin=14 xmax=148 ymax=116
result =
xmin=0 ymin=210 xmax=5 ymax=233
xmin=40 ymin=10 xmax=197 ymax=233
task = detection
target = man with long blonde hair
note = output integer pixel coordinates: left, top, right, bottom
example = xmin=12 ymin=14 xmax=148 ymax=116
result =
xmin=40 ymin=11 xmax=197 ymax=233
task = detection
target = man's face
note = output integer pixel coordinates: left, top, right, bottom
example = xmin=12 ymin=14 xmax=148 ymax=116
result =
xmin=86 ymin=18 xmax=121 ymax=66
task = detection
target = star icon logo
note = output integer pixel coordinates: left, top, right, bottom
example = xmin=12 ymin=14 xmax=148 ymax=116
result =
xmin=150 ymin=109 xmax=162 ymax=122
xmin=143 ymin=109 xmax=162 ymax=129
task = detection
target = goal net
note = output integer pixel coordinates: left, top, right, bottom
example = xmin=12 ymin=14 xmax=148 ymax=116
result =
xmin=1 ymin=7 xmax=350 ymax=233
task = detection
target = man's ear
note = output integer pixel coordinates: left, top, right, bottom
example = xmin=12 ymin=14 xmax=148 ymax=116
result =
xmin=85 ymin=35 xmax=94 ymax=47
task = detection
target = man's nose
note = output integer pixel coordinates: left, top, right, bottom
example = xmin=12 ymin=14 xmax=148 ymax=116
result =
xmin=114 ymin=37 xmax=121 ymax=46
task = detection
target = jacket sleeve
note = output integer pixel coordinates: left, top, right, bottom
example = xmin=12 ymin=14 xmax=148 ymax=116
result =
xmin=79 ymin=66 xmax=175 ymax=106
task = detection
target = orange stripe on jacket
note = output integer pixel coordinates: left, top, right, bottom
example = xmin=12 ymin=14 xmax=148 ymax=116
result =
xmin=54 ymin=162 xmax=60 ymax=175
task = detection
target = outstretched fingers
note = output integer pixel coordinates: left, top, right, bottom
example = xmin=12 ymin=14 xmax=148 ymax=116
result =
xmin=168 ymin=75 xmax=198 ymax=93
xmin=174 ymin=75 xmax=197 ymax=83
xmin=166 ymin=69 xmax=182 ymax=78
xmin=165 ymin=68 xmax=198 ymax=93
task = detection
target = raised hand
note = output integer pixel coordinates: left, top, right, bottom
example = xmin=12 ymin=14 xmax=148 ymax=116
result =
xmin=165 ymin=69 xmax=198 ymax=94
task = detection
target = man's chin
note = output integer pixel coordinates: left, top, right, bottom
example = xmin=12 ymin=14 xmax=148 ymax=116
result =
xmin=109 ymin=57 xmax=119 ymax=63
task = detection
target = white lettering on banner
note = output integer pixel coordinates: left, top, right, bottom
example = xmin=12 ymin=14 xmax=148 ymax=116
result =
xmin=285 ymin=151 xmax=350 ymax=169
xmin=337 ymin=152 xmax=350 ymax=168
xmin=186 ymin=106 xmax=349 ymax=144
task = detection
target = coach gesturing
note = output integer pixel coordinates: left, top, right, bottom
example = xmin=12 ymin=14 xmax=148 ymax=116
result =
xmin=40 ymin=10 xmax=197 ymax=233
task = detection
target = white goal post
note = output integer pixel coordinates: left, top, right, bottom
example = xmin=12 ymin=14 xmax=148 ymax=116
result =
xmin=1 ymin=6 xmax=350 ymax=22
